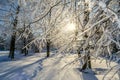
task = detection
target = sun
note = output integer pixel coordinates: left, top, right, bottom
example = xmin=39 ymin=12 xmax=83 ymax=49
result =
xmin=64 ymin=22 xmax=76 ymax=32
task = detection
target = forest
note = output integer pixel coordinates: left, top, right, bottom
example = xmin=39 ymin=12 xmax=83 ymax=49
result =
xmin=0 ymin=0 xmax=120 ymax=80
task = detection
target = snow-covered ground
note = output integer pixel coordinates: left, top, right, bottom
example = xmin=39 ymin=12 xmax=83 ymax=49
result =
xmin=0 ymin=51 xmax=119 ymax=80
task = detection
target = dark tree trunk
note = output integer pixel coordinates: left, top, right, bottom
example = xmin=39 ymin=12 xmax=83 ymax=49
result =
xmin=81 ymin=1 xmax=92 ymax=70
xmin=34 ymin=45 xmax=39 ymax=53
xmin=81 ymin=53 xmax=91 ymax=70
xmin=77 ymin=50 xmax=81 ymax=58
xmin=9 ymin=6 xmax=20 ymax=59
xmin=21 ymin=38 xmax=28 ymax=55
xmin=46 ymin=9 xmax=51 ymax=57
xmin=23 ymin=38 xmax=28 ymax=56
xmin=22 ymin=24 xmax=28 ymax=55
xmin=24 ymin=49 xmax=28 ymax=56
xmin=46 ymin=40 xmax=50 ymax=57
xmin=9 ymin=34 xmax=16 ymax=59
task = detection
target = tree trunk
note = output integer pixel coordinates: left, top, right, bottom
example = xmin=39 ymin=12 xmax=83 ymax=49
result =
xmin=9 ymin=6 xmax=20 ymax=59
xmin=81 ymin=53 xmax=91 ymax=70
xmin=9 ymin=34 xmax=16 ymax=59
xmin=24 ymin=49 xmax=28 ymax=56
xmin=23 ymin=38 xmax=28 ymax=56
xmin=81 ymin=1 xmax=92 ymax=70
xmin=46 ymin=9 xmax=51 ymax=57
xmin=78 ymin=50 xmax=81 ymax=58
xmin=46 ymin=40 xmax=50 ymax=57
xmin=21 ymin=38 xmax=28 ymax=55
xmin=34 ymin=45 xmax=39 ymax=53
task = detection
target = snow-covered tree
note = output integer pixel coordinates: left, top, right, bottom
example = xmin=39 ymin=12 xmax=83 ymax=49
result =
xmin=49 ymin=0 xmax=120 ymax=72
xmin=19 ymin=0 xmax=65 ymax=57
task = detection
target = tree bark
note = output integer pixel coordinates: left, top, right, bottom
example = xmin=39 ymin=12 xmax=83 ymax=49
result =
xmin=81 ymin=52 xmax=91 ymax=70
xmin=9 ymin=6 xmax=20 ymax=59
xmin=34 ymin=45 xmax=39 ymax=53
xmin=46 ymin=40 xmax=50 ymax=57
xmin=9 ymin=34 xmax=16 ymax=59
xmin=81 ymin=1 xmax=92 ymax=70
xmin=23 ymin=38 xmax=28 ymax=56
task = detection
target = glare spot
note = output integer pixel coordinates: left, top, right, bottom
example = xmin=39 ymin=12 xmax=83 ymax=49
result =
xmin=64 ymin=22 xmax=76 ymax=32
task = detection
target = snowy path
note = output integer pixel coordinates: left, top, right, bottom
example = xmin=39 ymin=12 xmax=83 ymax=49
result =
xmin=33 ymin=54 xmax=83 ymax=80
xmin=0 ymin=52 xmax=46 ymax=80
xmin=0 ymin=52 xmax=119 ymax=80
xmin=34 ymin=54 xmax=119 ymax=80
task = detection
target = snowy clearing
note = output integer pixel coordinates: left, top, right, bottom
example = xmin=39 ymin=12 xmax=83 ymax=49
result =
xmin=0 ymin=51 xmax=119 ymax=80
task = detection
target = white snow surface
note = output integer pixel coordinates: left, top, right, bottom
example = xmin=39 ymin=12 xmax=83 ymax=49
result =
xmin=0 ymin=51 xmax=119 ymax=80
